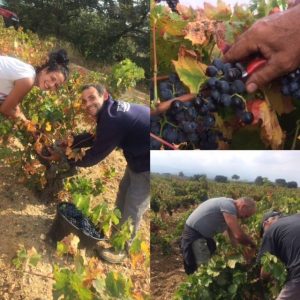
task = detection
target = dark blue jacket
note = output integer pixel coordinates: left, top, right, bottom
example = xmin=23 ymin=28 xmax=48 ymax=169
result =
xmin=71 ymin=96 xmax=150 ymax=173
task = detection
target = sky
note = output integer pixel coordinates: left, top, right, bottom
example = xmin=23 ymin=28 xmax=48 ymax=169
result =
xmin=151 ymin=151 xmax=300 ymax=184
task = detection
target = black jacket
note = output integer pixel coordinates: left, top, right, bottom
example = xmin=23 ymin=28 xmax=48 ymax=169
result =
xmin=71 ymin=96 xmax=150 ymax=173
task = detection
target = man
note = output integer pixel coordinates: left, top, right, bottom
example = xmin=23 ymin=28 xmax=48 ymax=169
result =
xmin=181 ymin=196 xmax=256 ymax=274
xmin=257 ymin=211 xmax=300 ymax=300
xmin=67 ymin=84 xmax=150 ymax=263
xmin=224 ymin=3 xmax=300 ymax=93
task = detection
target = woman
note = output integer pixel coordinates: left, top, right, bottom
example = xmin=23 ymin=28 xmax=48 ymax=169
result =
xmin=0 ymin=49 xmax=69 ymax=122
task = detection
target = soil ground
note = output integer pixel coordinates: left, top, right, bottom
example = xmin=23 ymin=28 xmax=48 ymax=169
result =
xmin=150 ymin=210 xmax=189 ymax=300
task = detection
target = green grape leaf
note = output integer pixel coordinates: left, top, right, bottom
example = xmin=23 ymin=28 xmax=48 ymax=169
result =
xmin=172 ymin=48 xmax=207 ymax=93
xmin=73 ymin=194 xmax=90 ymax=216
xmin=105 ymin=272 xmax=132 ymax=298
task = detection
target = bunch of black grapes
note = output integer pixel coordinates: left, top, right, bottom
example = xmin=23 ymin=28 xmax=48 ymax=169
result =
xmin=155 ymin=0 xmax=179 ymax=12
xmin=60 ymin=203 xmax=103 ymax=239
xmin=150 ymin=99 xmax=227 ymax=150
xmin=280 ymin=68 xmax=300 ymax=100
xmin=150 ymin=59 xmax=255 ymax=150
xmin=156 ymin=73 xmax=188 ymax=101
xmin=201 ymin=58 xmax=254 ymax=124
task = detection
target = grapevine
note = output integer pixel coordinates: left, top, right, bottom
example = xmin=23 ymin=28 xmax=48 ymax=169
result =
xmin=150 ymin=0 xmax=300 ymax=150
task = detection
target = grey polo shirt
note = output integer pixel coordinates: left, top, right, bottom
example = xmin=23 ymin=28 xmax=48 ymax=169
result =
xmin=186 ymin=197 xmax=237 ymax=238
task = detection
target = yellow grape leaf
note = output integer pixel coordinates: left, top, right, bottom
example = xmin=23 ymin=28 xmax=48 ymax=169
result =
xmin=204 ymin=0 xmax=232 ymax=21
xmin=157 ymin=11 xmax=188 ymax=37
xmin=73 ymin=100 xmax=81 ymax=109
xmin=141 ymin=241 xmax=150 ymax=255
xmin=34 ymin=140 xmax=43 ymax=155
xmin=247 ymin=100 xmax=285 ymax=149
xmin=172 ymin=47 xmax=207 ymax=93
xmin=84 ymin=257 xmax=104 ymax=286
xmin=184 ymin=19 xmax=216 ymax=46
xmin=131 ymin=252 xmax=145 ymax=269
xmin=133 ymin=292 xmax=144 ymax=300
xmin=263 ymin=84 xmax=295 ymax=116
xmin=26 ymin=121 xmax=37 ymax=133
xmin=176 ymin=4 xmax=196 ymax=19
xmin=59 ymin=233 xmax=80 ymax=256
xmin=45 ymin=122 xmax=52 ymax=132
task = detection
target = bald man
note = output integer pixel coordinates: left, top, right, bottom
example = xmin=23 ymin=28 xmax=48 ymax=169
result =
xmin=181 ymin=197 xmax=256 ymax=274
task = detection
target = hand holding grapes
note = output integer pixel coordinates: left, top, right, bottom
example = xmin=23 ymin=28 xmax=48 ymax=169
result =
xmin=224 ymin=4 xmax=300 ymax=93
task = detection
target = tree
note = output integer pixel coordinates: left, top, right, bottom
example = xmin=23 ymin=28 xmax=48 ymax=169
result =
xmin=275 ymin=179 xmax=287 ymax=187
xmin=215 ymin=175 xmax=228 ymax=183
xmin=8 ymin=0 xmax=149 ymax=68
xmin=232 ymin=174 xmax=240 ymax=181
xmin=179 ymin=171 xmax=184 ymax=177
xmin=193 ymin=174 xmax=206 ymax=181
xmin=287 ymin=181 xmax=298 ymax=188
xmin=255 ymin=176 xmax=263 ymax=185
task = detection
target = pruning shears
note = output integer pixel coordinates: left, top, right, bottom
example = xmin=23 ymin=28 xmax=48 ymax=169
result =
xmin=243 ymin=58 xmax=267 ymax=78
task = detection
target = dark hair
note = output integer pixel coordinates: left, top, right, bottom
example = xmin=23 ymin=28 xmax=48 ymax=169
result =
xmin=81 ymin=84 xmax=106 ymax=96
xmin=36 ymin=49 xmax=69 ymax=80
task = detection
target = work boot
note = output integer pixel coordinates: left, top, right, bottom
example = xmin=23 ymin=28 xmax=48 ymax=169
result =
xmin=97 ymin=247 xmax=126 ymax=264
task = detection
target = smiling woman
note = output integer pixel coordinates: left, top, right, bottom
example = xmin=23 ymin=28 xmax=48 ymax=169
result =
xmin=0 ymin=49 xmax=69 ymax=123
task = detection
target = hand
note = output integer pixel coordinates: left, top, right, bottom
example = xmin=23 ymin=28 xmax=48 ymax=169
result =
xmin=224 ymin=5 xmax=300 ymax=93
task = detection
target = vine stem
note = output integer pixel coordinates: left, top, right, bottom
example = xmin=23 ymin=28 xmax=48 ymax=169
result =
xmin=150 ymin=133 xmax=177 ymax=150
xmin=12 ymin=268 xmax=54 ymax=280
xmin=152 ymin=17 xmax=159 ymax=105
xmin=291 ymin=120 xmax=300 ymax=150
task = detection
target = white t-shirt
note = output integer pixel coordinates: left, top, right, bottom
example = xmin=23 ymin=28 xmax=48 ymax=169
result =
xmin=0 ymin=56 xmax=36 ymax=98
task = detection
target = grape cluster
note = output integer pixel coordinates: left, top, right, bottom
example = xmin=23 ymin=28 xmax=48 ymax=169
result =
xmin=201 ymin=58 xmax=254 ymax=125
xmin=157 ymin=73 xmax=188 ymax=101
xmin=281 ymin=68 xmax=300 ymax=100
xmin=155 ymin=0 xmax=179 ymax=12
xmin=60 ymin=203 xmax=103 ymax=239
xmin=150 ymin=59 xmax=255 ymax=150
xmin=151 ymin=98 xmax=226 ymax=150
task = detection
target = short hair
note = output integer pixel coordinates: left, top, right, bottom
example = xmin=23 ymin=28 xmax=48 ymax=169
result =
xmin=238 ymin=197 xmax=256 ymax=211
xmin=81 ymin=84 xmax=106 ymax=96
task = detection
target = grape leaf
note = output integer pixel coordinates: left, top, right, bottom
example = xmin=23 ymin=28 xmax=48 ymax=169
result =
xmin=84 ymin=257 xmax=104 ymax=286
xmin=204 ymin=0 xmax=232 ymax=21
xmin=70 ymin=273 xmax=93 ymax=300
xmin=172 ymin=47 xmax=207 ymax=93
xmin=184 ymin=20 xmax=215 ymax=46
xmin=73 ymin=194 xmax=90 ymax=216
xmin=27 ymin=247 xmax=41 ymax=267
xmin=263 ymin=84 xmax=295 ymax=115
xmin=176 ymin=4 xmax=197 ymax=20
xmin=57 ymin=233 xmax=80 ymax=256
xmin=105 ymin=272 xmax=132 ymax=298
xmin=227 ymin=259 xmax=238 ymax=269
xmin=157 ymin=10 xmax=188 ymax=37
xmin=247 ymin=100 xmax=285 ymax=149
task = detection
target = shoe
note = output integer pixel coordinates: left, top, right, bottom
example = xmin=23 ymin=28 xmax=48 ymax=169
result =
xmin=97 ymin=247 xmax=126 ymax=264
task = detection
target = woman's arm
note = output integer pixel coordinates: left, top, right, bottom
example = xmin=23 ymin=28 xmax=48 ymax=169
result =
xmin=0 ymin=77 xmax=34 ymax=119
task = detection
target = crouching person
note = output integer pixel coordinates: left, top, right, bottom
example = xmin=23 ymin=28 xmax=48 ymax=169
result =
xmin=257 ymin=211 xmax=300 ymax=300
xmin=181 ymin=196 xmax=256 ymax=274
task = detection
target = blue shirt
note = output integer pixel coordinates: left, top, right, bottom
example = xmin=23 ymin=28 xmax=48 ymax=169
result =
xmin=71 ymin=96 xmax=150 ymax=173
